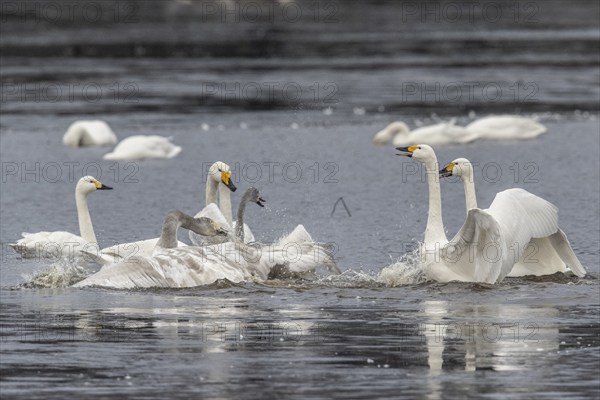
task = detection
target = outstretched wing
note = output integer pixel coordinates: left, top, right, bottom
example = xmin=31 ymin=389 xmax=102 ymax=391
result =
xmin=446 ymin=188 xmax=560 ymax=283
xmin=445 ymin=208 xmax=507 ymax=283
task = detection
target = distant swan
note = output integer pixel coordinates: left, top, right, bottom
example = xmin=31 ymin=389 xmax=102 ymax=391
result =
xmin=63 ymin=120 xmax=117 ymax=147
xmin=465 ymin=115 xmax=546 ymax=140
xmin=396 ymin=145 xmax=571 ymax=283
xmin=10 ymin=176 xmax=112 ymax=258
xmin=103 ymin=135 xmax=181 ymax=160
xmin=189 ymin=161 xmax=255 ymax=245
xmin=373 ymin=119 xmax=478 ymax=147
xmin=439 ymin=158 xmax=585 ymax=277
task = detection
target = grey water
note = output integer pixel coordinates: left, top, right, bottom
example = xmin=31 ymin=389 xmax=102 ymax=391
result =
xmin=1 ymin=1 xmax=599 ymax=399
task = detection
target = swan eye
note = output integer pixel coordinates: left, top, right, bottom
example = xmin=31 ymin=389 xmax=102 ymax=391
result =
xmin=418 ymin=146 xmax=422 ymax=149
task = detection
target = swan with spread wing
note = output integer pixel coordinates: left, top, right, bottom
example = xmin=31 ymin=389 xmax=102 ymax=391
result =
xmin=396 ymin=145 xmax=574 ymax=283
xmin=438 ymin=158 xmax=585 ymax=278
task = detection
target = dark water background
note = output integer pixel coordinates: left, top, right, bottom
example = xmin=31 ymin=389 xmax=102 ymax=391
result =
xmin=1 ymin=1 xmax=599 ymax=399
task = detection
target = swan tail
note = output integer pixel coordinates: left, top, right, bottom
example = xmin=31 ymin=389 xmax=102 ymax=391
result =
xmin=548 ymin=229 xmax=586 ymax=277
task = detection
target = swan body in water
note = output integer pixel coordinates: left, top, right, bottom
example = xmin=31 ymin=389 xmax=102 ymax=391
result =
xmin=189 ymin=161 xmax=255 ymax=245
xmin=10 ymin=176 xmax=112 ymax=258
xmin=74 ymin=210 xmax=229 ymax=288
xmin=63 ymin=120 xmax=117 ymax=147
xmin=373 ymin=120 xmax=478 ymax=147
xmin=103 ymin=135 xmax=181 ymax=160
xmin=439 ymin=158 xmax=585 ymax=277
xmin=396 ymin=145 xmax=568 ymax=284
xmin=465 ymin=115 xmax=546 ymax=140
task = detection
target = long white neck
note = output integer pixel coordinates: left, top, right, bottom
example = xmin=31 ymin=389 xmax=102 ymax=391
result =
xmin=206 ymin=177 xmax=218 ymax=206
xmin=461 ymin=173 xmax=478 ymax=211
xmin=75 ymin=189 xmax=97 ymax=244
xmin=423 ymin=159 xmax=446 ymax=244
xmin=218 ymin=184 xmax=233 ymax=225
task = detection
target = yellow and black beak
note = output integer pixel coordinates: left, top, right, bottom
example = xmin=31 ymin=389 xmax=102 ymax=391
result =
xmin=256 ymin=197 xmax=266 ymax=207
xmin=396 ymin=145 xmax=417 ymax=157
xmin=95 ymin=180 xmax=113 ymax=190
xmin=439 ymin=163 xmax=455 ymax=178
xmin=221 ymin=171 xmax=237 ymax=192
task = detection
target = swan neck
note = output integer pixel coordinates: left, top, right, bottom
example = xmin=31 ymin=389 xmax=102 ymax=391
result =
xmin=206 ymin=178 xmax=218 ymax=206
xmin=424 ymin=159 xmax=445 ymax=244
xmin=218 ymin=184 xmax=233 ymax=225
xmin=75 ymin=189 xmax=97 ymax=244
xmin=235 ymin=197 xmax=250 ymax=242
xmin=157 ymin=212 xmax=182 ymax=249
xmin=462 ymin=175 xmax=478 ymax=211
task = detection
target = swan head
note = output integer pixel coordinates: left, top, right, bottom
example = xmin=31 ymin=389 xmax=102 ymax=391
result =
xmin=439 ymin=158 xmax=473 ymax=180
xmin=243 ymin=187 xmax=266 ymax=207
xmin=396 ymin=144 xmax=436 ymax=162
xmin=372 ymin=121 xmax=410 ymax=145
xmin=208 ymin=161 xmax=237 ymax=192
xmin=195 ymin=217 xmax=229 ymax=237
xmin=77 ymin=175 xmax=112 ymax=194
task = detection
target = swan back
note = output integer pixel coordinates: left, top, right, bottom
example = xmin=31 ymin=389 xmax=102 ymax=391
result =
xmin=465 ymin=115 xmax=546 ymax=140
xmin=63 ymin=120 xmax=117 ymax=147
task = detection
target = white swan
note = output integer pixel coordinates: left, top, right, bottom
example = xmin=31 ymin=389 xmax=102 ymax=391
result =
xmin=465 ymin=115 xmax=546 ymax=140
xmin=439 ymin=158 xmax=585 ymax=277
xmin=396 ymin=145 xmax=570 ymax=284
xmin=373 ymin=119 xmax=479 ymax=146
xmin=63 ymin=120 xmax=117 ymax=147
xmin=103 ymin=135 xmax=181 ymax=160
xmin=10 ymin=176 xmax=112 ymax=259
xmin=189 ymin=161 xmax=255 ymax=245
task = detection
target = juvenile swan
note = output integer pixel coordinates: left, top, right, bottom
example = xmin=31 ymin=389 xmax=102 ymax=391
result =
xmin=396 ymin=145 xmax=565 ymax=284
xmin=10 ymin=176 xmax=112 ymax=258
xmin=234 ymin=187 xmax=340 ymax=278
xmin=439 ymin=158 xmax=585 ymax=277
xmin=87 ymin=210 xmax=227 ymax=265
xmin=73 ymin=210 xmax=229 ymax=288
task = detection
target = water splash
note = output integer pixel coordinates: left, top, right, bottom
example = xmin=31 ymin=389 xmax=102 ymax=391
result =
xmin=21 ymin=259 xmax=93 ymax=288
xmin=378 ymin=250 xmax=429 ymax=287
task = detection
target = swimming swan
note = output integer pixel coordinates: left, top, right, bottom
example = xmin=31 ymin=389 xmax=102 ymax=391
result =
xmin=465 ymin=115 xmax=546 ymax=140
xmin=189 ymin=161 xmax=255 ymax=245
xmin=396 ymin=145 xmax=566 ymax=284
xmin=73 ymin=210 xmax=230 ymax=288
xmin=234 ymin=187 xmax=340 ymax=277
xmin=373 ymin=119 xmax=479 ymax=147
xmin=88 ymin=210 xmax=228 ymax=265
xmin=63 ymin=120 xmax=117 ymax=147
xmin=103 ymin=135 xmax=182 ymax=160
xmin=10 ymin=176 xmax=112 ymax=258
xmin=439 ymin=158 xmax=585 ymax=277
